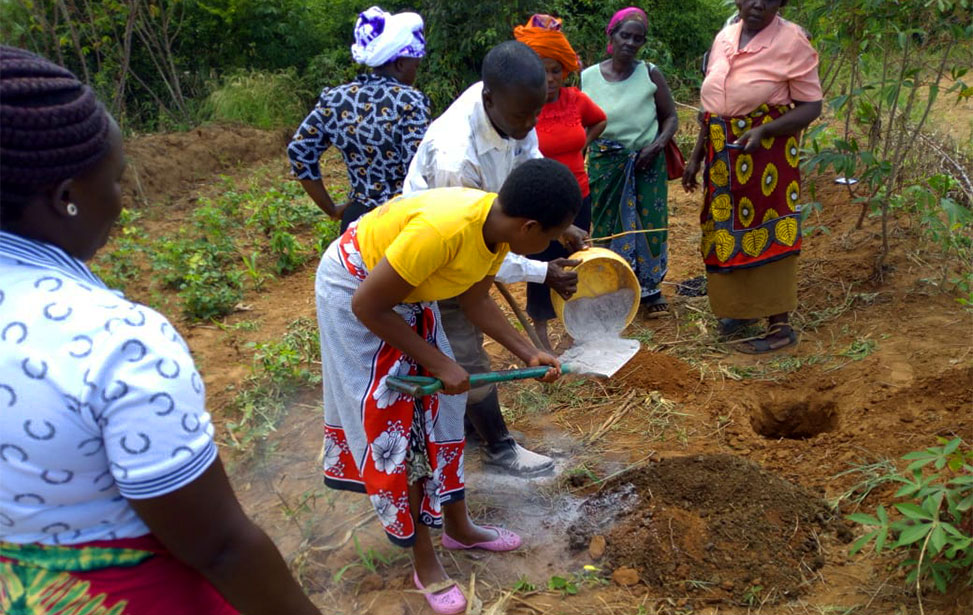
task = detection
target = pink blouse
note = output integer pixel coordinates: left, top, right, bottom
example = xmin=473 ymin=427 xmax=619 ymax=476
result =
xmin=701 ymin=16 xmax=823 ymax=117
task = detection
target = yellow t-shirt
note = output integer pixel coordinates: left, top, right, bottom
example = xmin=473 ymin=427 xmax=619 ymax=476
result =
xmin=355 ymin=187 xmax=509 ymax=303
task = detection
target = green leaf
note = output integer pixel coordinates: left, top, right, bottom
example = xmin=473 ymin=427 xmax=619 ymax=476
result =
xmin=896 ymin=502 xmax=933 ymax=520
xmin=875 ymin=526 xmax=889 ymax=553
xmin=848 ymin=512 xmax=880 ymax=526
xmin=944 ymin=537 xmax=972 ymax=558
xmin=956 ymin=493 xmax=973 ymax=513
xmin=942 ymin=523 xmax=966 ymax=538
xmin=895 ymin=522 xmax=932 ymax=547
xmin=902 ymin=450 xmax=936 ymax=461
xmin=895 ymin=483 xmax=920 ymax=498
xmin=849 ymin=532 xmax=875 ymax=556
xmin=929 ymin=525 xmax=946 ymax=554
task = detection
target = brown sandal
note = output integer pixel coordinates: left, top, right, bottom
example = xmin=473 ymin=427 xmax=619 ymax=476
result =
xmin=735 ymin=329 xmax=799 ymax=354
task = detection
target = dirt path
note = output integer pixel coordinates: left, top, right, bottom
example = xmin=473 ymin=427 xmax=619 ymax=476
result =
xmin=113 ymin=124 xmax=972 ymax=615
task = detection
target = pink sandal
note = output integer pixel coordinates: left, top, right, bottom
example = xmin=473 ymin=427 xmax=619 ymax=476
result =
xmin=442 ymin=526 xmax=522 ymax=551
xmin=413 ymin=571 xmax=466 ymax=615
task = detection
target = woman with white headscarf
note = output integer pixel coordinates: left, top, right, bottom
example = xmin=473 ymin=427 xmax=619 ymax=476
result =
xmin=288 ymin=6 xmax=430 ymax=231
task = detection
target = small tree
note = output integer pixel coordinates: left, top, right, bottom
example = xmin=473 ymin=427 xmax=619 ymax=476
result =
xmin=797 ymin=0 xmax=972 ymax=278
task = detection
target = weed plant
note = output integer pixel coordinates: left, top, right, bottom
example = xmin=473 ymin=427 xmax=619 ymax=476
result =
xmin=332 ymin=536 xmax=404 ymax=584
xmin=849 ymin=438 xmax=972 ymax=594
xmin=90 ymin=208 xmax=147 ymax=292
xmin=228 ymin=318 xmax=321 ymax=448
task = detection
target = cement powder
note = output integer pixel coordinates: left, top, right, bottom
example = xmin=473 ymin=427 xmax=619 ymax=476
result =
xmin=562 ymin=288 xmax=635 ymax=341
xmin=559 ymin=336 xmax=641 ymax=377
xmin=560 ymin=288 xmax=639 ymax=376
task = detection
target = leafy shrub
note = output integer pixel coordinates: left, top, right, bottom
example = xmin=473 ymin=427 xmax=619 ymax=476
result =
xmin=246 ymin=184 xmax=319 ymax=235
xmin=244 ymin=182 xmax=320 ymax=273
xmin=304 ymin=48 xmax=359 ymax=92
xmin=269 ymin=230 xmax=308 ymax=274
xmin=313 ymin=218 xmax=341 ymax=255
xmin=203 ymin=68 xmax=313 ymax=129
xmin=91 ymin=208 xmax=147 ymax=292
xmin=178 ymin=254 xmax=244 ymax=321
xmin=149 ymin=195 xmax=246 ymax=320
xmin=849 ymin=438 xmax=973 ymax=593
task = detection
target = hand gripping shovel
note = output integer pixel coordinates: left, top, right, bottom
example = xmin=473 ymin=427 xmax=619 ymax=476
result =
xmin=386 ymin=364 xmax=578 ymax=397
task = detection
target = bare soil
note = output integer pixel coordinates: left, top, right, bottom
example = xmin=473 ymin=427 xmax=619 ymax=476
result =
xmin=569 ymin=454 xmax=841 ymax=604
xmin=613 ymin=349 xmax=698 ymax=400
xmin=113 ymin=122 xmax=973 ymax=615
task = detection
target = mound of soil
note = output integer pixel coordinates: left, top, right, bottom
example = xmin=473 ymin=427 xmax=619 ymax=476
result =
xmin=614 ymin=350 xmax=696 ymax=398
xmin=123 ymin=124 xmax=288 ymax=206
xmin=567 ymin=454 xmax=836 ymax=603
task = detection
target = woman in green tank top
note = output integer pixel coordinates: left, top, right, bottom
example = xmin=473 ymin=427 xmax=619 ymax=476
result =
xmin=581 ymin=7 xmax=678 ymax=316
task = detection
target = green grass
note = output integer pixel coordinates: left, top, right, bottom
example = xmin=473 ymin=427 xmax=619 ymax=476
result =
xmin=829 ymin=458 xmax=899 ymax=512
xmin=332 ymin=536 xmax=404 ymax=584
xmin=838 ymin=336 xmax=878 ymax=361
xmin=226 ymin=317 xmax=321 ymax=448
xmin=203 ymin=68 xmax=313 ymax=129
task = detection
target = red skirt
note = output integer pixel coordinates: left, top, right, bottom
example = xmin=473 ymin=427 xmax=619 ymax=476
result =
xmin=1 ymin=534 xmax=237 ymax=614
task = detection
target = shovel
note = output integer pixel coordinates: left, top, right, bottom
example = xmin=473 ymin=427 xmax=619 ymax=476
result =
xmin=491 ymin=280 xmax=640 ymax=383
xmin=557 ymin=336 xmax=640 ymax=380
xmin=386 ymin=364 xmax=578 ymax=397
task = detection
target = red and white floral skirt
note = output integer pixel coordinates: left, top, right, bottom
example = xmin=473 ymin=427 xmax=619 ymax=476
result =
xmin=314 ymin=224 xmax=466 ymax=547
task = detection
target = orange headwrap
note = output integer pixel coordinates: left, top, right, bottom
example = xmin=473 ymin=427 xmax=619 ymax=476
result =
xmin=513 ymin=14 xmax=580 ymax=74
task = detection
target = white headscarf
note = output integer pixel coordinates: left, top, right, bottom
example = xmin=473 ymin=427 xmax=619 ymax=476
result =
xmin=351 ymin=6 xmax=426 ymax=68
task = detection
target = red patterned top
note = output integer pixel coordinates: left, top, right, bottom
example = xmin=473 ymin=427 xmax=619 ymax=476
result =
xmin=535 ymin=87 xmax=606 ymax=197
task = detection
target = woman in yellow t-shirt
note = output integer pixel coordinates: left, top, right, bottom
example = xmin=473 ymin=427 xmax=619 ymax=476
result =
xmin=315 ymin=159 xmax=579 ymax=614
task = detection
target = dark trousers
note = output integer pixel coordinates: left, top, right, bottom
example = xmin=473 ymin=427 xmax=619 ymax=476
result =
xmin=339 ymin=200 xmax=373 ymax=233
xmin=525 ymin=194 xmax=592 ymax=321
xmin=438 ymin=298 xmax=511 ymax=447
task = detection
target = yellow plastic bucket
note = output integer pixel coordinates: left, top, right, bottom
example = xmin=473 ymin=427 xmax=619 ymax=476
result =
xmin=551 ymin=247 xmax=640 ymax=337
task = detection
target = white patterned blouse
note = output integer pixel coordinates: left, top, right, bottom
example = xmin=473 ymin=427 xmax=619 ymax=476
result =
xmin=0 ymin=231 xmax=217 ymax=545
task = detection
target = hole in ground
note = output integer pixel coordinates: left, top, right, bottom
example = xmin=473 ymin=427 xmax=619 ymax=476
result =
xmin=750 ymin=396 xmax=838 ymax=439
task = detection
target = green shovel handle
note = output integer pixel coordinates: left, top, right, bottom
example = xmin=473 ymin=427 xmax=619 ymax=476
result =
xmin=386 ymin=364 xmax=574 ymax=397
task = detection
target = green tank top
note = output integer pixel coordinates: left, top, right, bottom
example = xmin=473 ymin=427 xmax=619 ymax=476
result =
xmin=581 ymin=61 xmax=659 ymax=151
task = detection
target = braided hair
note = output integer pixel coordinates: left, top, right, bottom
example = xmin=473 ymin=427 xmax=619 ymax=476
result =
xmin=0 ymin=45 xmax=110 ymax=224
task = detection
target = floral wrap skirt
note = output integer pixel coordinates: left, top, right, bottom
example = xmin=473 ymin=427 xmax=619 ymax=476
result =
xmin=314 ymin=224 xmax=466 ymax=547
xmin=588 ymin=139 xmax=669 ymax=299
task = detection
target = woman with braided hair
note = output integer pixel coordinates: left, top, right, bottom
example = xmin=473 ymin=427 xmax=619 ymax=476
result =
xmin=0 ymin=46 xmax=321 ymax=615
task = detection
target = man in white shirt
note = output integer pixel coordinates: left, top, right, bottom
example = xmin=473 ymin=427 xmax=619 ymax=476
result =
xmin=404 ymin=41 xmax=586 ymax=476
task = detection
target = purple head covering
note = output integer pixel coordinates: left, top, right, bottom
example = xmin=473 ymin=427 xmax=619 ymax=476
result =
xmin=351 ymin=6 xmax=425 ymax=67
xmin=606 ymin=7 xmax=648 ymax=55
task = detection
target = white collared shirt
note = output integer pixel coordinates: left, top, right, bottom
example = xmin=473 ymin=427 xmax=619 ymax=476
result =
xmin=403 ymin=82 xmax=548 ymax=284
xmin=0 ymin=232 xmax=217 ymax=545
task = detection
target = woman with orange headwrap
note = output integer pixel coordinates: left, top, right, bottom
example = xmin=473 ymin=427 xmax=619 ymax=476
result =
xmin=514 ymin=14 xmax=607 ymax=350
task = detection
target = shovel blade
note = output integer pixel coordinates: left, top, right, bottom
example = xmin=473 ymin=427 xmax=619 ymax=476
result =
xmin=558 ymin=338 xmax=640 ymax=378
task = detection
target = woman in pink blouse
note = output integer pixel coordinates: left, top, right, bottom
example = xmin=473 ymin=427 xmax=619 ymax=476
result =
xmin=683 ymin=0 xmax=822 ymax=353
